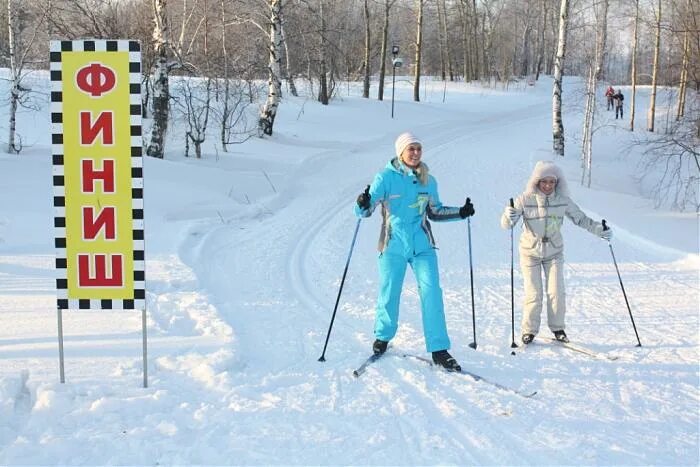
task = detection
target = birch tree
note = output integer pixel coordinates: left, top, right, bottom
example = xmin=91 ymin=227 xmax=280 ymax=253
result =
xmin=174 ymin=0 xmax=213 ymax=159
xmin=518 ymin=0 xmax=535 ymax=78
xmin=5 ymin=0 xmax=46 ymax=154
xmin=552 ymin=0 xmax=569 ymax=156
xmin=174 ymin=77 xmax=212 ymax=158
xmin=436 ymin=0 xmax=453 ymax=81
xmin=456 ymin=0 xmax=479 ymax=81
xmin=456 ymin=0 xmax=471 ymax=80
xmin=280 ymin=21 xmax=298 ymax=97
xmin=317 ymin=0 xmax=329 ymax=105
xmin=362 ymin=0 xmax=371 ymax=98
xmin=580 ymin=0 xmax=608 ymax=187
xmin=470 ymin=0 xmax=480 ymax=80
xmin=219 ymin=0 xmax=231 ymax=149
xmin=413 ymin=0 xmax=423 ymax=102
xmin=146 ymin=0 xmax=170 ymax=158
xmin=675 ymin=0 xmax=691 ymax=121
xmin=377 ymin=0 xmax=395 ymax=101
xmin=6 ymin=0 xmax=21 ymax=153
xmin=629 ymin=0 xmax=639 ymax=131
xmin=259 ymin=0 xmax=282 ymax=135
xmin=534 ymin=0 xmax=548 ymax=80
xmin=647 ymin=0 xmax=661 ymax=132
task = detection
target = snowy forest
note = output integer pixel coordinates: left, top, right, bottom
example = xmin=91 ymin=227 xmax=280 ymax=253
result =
xmin=1 ymin=1 xmax=699 ymax=464
xmin=1 ymin=0 xmax=699 ymax=210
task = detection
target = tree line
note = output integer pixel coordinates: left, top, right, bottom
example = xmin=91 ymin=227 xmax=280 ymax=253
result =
xmin=1 ymin=0 xmax=699 ymax=209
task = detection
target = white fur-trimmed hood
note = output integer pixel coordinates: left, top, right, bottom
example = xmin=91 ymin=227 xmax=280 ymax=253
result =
xmin=525 ymin=160 xmax=570 ymax=197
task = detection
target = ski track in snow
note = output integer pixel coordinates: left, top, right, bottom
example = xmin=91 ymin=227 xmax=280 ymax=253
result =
xmin=180 ymin=98 xmax=697 ymax=463
xmin=181 ymin=96 xmax=698 ymax=464
xmin=1 ymin=77 xmax=698 ymax=465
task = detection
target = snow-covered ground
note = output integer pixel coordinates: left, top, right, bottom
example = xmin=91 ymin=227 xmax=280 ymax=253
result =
xmin=1 ymin=71 xmax=698 ymax=465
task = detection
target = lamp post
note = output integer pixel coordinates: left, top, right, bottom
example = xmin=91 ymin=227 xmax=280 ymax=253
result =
xmin=391 ymin=45 xmax=402 ymax=119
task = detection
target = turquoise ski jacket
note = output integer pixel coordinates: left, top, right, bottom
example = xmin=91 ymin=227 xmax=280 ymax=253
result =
xmin=355 ymin=157 xmax=462 ymax=257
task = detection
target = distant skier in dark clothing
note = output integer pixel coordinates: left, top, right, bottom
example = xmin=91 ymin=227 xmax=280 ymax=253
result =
xmin=614 ymin=90 xmax=624 ymax=119
xmin=605 ymin=86 xmax=615 ymax=111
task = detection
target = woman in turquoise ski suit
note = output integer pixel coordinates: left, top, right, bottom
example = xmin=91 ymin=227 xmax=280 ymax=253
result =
xmin=354 ymin=132 xmax=474 ymax=371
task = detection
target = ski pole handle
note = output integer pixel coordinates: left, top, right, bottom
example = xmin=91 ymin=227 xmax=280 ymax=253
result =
xmin=508 ymin=198 xmax=516 ymax=229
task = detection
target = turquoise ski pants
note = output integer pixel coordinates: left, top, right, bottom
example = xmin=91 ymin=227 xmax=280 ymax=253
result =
xmin=374 ymin=249 xmax=451 ymax=352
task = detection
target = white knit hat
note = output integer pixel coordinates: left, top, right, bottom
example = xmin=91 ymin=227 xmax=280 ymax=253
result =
xmin=394 ymin=132 xmax=422 ymax=157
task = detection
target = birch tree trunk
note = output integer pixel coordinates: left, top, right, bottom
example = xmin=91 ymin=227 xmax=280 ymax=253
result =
xmin=534 ymin=0 xmax=547 ymax=80
xmin=519 ymin=6 xmax=532 ymax=78
xmin=281 ymin=22 xmax=298 ymax=97
xmin=317 ymin=0 xmax=329 ymax=105
xmin=437 ymin=0 xmax=447 ymax=81
xmin=441 ymin=0 xmax=454 ymax=80
xmin=580 ymin=0 xmax=608 ymax=187
xmin=6 ymin=0 xmax=46 ymax=154
xmin=676 ymin=24 xmax=689 ymax=120
xmin=457 ymin=1 xmax=471 ymax=80
xmin=552 ymin=0 xmax=569 ymax=156
xmin=471 ymin=0 xmax=480 ymax=80
xmin=220 ymin=0 xmax=229 ymax=151
xmin=362 ymin=0 xmax=371 ymax=98
xmin=413 ymin=0 xmax=423 ymax=102
xmin=7 ymin=0 xmax=19 ymax=154
xmin=259 ymin=0 xmax=282 ymax=136
xmin=647 ymin=0 xmax=661 ymax=133
xmin=580 ymin=62 xmax=595 ymax=185
xmin=146 ymin=0 xmax=170 ymax=159
xmin=629 ymin=0 xmax=639 ymax=131
xmin=377 ymin=1 xmax=391 ymax=101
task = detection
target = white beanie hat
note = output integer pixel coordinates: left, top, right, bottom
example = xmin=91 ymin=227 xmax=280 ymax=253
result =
xmin=394 ymin=132 xmax=422 ymax=157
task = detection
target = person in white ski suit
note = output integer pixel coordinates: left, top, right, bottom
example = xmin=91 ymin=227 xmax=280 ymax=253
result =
xmin=500 ymin=161 xmax=613 ymax=344
xmin=354 ymin=132 xmax=474 ymax=371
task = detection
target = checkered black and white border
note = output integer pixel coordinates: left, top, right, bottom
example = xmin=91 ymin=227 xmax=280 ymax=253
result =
xmin=50 ymin=40 xmax=145 ymax=311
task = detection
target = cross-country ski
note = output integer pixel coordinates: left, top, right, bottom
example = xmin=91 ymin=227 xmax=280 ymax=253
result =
xmin=352 ymin=353 xmax=384 ymax=377
xmin=538 ymin=337 xmax=620 ymax=361
xmin=401 ymin=353 xmax=538 ymax=398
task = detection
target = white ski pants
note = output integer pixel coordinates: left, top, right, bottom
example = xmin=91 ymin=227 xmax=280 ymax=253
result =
xmin=520 ymin=251 xmax=566 ymax=335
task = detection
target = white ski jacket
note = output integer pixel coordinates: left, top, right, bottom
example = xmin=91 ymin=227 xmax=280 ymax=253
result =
xmin=500 ymin=161 xmax=605 ymax=259
xmin=501 ymin=191 xmax=604 ymax=259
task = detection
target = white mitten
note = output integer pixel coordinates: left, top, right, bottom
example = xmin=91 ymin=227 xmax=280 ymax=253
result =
xmin=506 ymin=206 xmax=519 ymax=224
xmin=601 ymin=228 xmax=613 ymax=241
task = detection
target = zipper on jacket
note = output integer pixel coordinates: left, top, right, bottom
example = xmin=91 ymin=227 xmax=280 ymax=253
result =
xmin=542 ymin=196 xmax=550 ymax=257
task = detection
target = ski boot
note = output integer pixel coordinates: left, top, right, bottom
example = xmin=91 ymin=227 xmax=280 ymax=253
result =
xmin=553 ymin=330 xmax=569 ymax=343
xmin=372 ymin=339 xmax=388 ymax=355
xmin=431 ymin=350 xmax=461 ymax=372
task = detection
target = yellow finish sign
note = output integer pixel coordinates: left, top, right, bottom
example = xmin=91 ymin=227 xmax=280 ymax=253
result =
xmin=51 ymin=40 xmax=145 ymax=310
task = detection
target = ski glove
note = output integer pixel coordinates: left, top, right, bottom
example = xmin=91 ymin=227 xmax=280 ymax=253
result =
xmin=600 ymin=227 xmax=613 ymax=241
xmin=505 ymin=206 xmax=519 ymax=224
xmin=356 ymin=185 xmax=371 ymax=210
xmin=459 ymin=198 xmax=475 ymax=218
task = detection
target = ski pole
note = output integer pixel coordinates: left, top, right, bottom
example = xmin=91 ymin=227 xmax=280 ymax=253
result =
xmin=318 ymin=215 xmax=363 ymax=362
xmin=509 ymin=198 xmax=518 ymax=354
xmin=602 ymin=220 xmax=642 ymax=347
xmin=466 ymin=199 xmax=477 ymax=350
